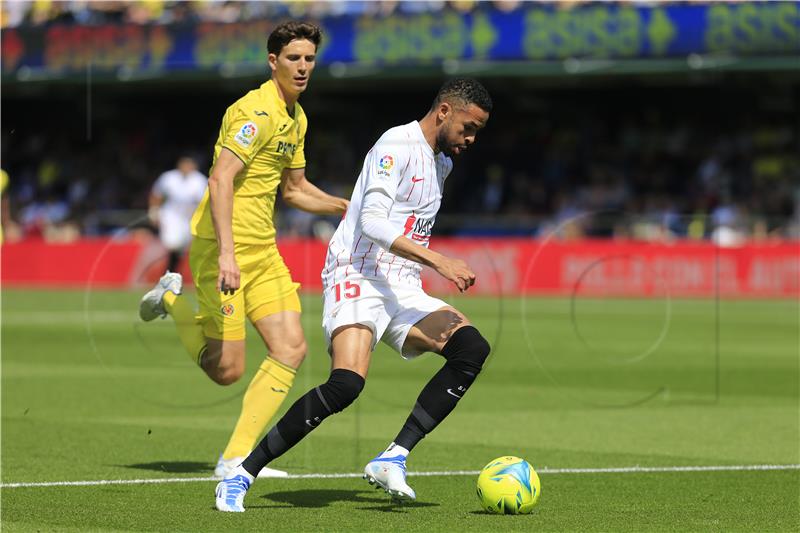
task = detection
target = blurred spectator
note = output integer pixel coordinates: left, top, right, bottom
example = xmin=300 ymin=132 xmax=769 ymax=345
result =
xmin=482 ymin=164 xmax=505 ymax=213
xmin=148 ymin=156 xmax=207 ymax=272
xmin=1 ymin=77 xmax=797 ymax=243
xmin=3 ymin=0 xmax=605 ymax=28
xmin=18 ymin=192 xmax=75 ymax=241
xmin=710 ymin=200 xmax=748 ymax=247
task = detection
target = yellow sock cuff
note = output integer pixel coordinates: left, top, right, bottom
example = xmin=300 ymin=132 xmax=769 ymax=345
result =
xmin=163 ymin=290 xmax=178 ymax=310
xmin=261 ymin=357 xmax=296 ymax=387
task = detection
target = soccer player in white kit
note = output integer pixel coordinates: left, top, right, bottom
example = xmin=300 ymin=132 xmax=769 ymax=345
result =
xmin=148 ymin=156 xmax=207 ymax=272
xmin=216 ymin=78 xmax=492 ymax=512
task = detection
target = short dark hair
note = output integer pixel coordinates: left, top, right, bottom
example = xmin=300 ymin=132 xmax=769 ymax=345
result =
xmin=431 ymin=78 xmax=493 ymax=113
xmin=267 ymin=21 xmax=322 ymax=56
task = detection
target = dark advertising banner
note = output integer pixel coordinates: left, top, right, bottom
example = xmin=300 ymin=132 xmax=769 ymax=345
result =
xmin=3 ymin=2 xmax=799 ymax=78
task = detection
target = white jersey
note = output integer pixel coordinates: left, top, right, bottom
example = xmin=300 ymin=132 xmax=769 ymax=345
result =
xmin=153 ymin=169 xmax=207 ymax=249
xmin=322 ymin=121 xmax=453 ymax=289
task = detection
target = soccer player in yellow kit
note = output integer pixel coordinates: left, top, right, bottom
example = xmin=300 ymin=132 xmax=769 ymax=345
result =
xmin=139 ymin=21 xmax=347 ymax=478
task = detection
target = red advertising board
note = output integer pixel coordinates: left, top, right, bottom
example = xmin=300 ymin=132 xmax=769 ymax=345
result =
xmin=2 ymin=238 xmax=798 ymax=298
xmin=424 ymin=239 xmax=799 ymax=298
xmin=1 ymin=239 xmax=143 ymax=287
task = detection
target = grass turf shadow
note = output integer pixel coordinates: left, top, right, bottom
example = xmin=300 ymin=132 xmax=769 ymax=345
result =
xmin=121 ymin=461 xmax=213 ymax=474
xmin=256 ymin=489 xmax=439 ymax=511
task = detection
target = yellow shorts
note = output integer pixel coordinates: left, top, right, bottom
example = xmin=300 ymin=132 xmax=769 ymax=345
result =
xmin=189 ymin=238 xmax=302 ymax=341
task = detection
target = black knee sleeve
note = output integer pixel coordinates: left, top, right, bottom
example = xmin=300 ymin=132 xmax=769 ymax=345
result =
xmin=252 ymin=368 xmax=365 ymax=471
xmin=392 ymin=326 xmax=491 ymax=452
xmin=317 ymin=368 xmax=365 ymax=414
xmin=441 ymin=326 xmax=491 ymax=376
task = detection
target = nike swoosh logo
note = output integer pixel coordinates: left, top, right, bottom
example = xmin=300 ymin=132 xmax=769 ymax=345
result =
xmin=305 ymin=418 xmax=320 ymax=428
xmin=411 ymin=176 xmax=424 ymax=183
xmin=271 ymin=387 xmax=287 ymax=393
xmin=254 ymin=110 xmax=269 ymax=117
xmin=446 ymin=388 xmax=462 ymax=399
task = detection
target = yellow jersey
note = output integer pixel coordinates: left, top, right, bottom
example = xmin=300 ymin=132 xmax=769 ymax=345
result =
xmin=191 ymin=80 xmax=307 ymax=244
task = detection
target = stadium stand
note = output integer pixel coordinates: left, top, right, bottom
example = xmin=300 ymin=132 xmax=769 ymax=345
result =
xmin=2 ymin=1 xmax=798 ymax=243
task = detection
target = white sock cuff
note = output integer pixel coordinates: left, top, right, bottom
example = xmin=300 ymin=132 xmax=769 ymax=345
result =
xmin=381 ymin=442 xmax=410 ymax=458
xmin=232 ymin=465 xmax=255 ymax=483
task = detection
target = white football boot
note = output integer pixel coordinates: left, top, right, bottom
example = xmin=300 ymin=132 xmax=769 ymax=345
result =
xmin=139 ymin=271 xmax=182 ymax=321
xmin=214 ymin=454 xmax=288 ymax=479
xmin=214 ymin=469 xmax=252 ymax=513
xmin=363 ymin=455 xmax=416 ymax=501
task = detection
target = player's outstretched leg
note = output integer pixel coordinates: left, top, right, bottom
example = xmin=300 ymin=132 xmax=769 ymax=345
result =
xmin=214 ymin=356 xmax=298 ymax=480
xmin=139 ymin=271 xmax=207 ymax=365
xmin=365 ymin=325 xmax=490 ymax=500
xmin=215 ymin=368 xmax=365 ymax=512
xmin=215 ymin=304 xmax=306 ymax=479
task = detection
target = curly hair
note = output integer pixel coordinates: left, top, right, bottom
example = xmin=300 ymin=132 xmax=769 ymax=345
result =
xmin=431 ymin=78 xmax=493 ymax=113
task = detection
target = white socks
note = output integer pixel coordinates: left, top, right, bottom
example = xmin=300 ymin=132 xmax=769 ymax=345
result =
xmin=230 ymin=465 xmax=255 ymax=483
xmin=378 ymin=442 xmax=410 ymax=460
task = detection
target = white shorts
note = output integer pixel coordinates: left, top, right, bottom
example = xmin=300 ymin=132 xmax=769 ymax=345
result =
xmin=159 ymin=214 xmax=192 ymax=251
xmin=322 ymin=276 xmax=448 ymax=359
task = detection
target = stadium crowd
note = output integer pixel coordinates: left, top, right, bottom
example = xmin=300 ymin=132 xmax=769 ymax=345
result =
xmin=3 ymin=0 xmax=609 ymax=28
xmin=4 ymin=3 xmax=796 ymax=245
xmin=2 ymin=81 xmax=798 ymax=244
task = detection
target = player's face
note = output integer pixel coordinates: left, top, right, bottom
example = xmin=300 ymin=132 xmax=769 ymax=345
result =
xmin=177 ymin=158 xmax=196 ymax=175
xmin=436 ymin=103 xmax=489 ymax=157
xmin=269 ymin=39 xmax=317 ymax=96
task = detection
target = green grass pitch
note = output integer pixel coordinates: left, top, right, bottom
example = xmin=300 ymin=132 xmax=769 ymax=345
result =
xmin=2 ymin=288 xmax=798 ymax=532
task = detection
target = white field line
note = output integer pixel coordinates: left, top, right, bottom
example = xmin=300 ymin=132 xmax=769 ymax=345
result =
xmin=2 ymin=464 xmax=798 ymax=489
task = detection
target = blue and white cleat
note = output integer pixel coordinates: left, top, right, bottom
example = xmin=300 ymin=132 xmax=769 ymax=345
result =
xmin=363 ymin=455 xmax=416 ymax=501
xmin=139 ymin=271 xmax=182 ymax=321
xmin=215 ymin=473 xmax=252 ymax=513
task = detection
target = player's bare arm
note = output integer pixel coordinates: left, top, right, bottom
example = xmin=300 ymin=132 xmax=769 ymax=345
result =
xmin=280 ymin=167 xmax=349 ymax=215
xmin=303 ymin=179 xmax=349 ymax=213
xmin=359 ymin=187 xmax=475 ymax=292
xmin=389 ymin=235 xmax=475 ymax=292
xmin=147 ymin=191 xmax=163 ymax=225
xmin=208 ymin=147 xmax=245 ymax=294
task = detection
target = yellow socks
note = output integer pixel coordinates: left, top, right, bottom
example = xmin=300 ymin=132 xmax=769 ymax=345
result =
xmin=161 ymin=291 xmax=298 ymax=458
xmin=163 ymin=291 xmax=207 ymax=365
xmin=222 ymin=357 xmax=296 ymax=459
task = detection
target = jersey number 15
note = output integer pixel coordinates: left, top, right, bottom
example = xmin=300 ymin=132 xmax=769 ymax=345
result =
xmin=334 ymin=281 xmax=361 ymax=303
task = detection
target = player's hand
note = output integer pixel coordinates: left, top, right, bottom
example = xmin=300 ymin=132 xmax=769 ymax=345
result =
xmin=217 ymin=252 xmax=240 ymax=295
xmin=147 ymin=206 xmax=159 ymax=226
xmin=435 ymin=256 xmax=476 ymax=293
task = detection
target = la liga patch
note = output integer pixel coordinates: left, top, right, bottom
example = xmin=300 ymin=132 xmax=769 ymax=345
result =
xmin=377 ymin=154 xmax=394 ymax=177
xmin=378 ymin=155 xmax=394 ymax=171
xmin=234 ymin=122 xmax=258 ymax=147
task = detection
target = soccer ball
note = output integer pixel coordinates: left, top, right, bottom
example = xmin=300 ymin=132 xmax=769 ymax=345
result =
xmin=476 ymin=456 xmax=541 ymax=514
